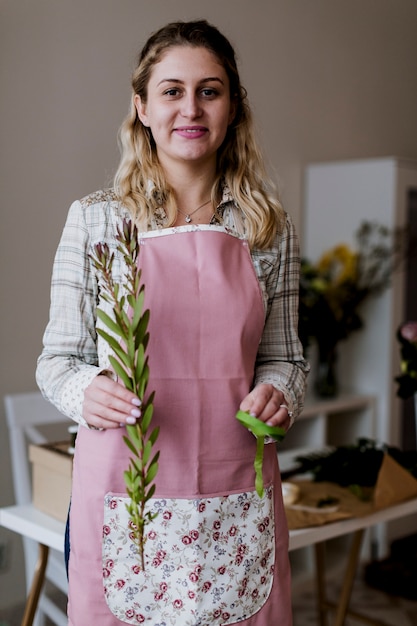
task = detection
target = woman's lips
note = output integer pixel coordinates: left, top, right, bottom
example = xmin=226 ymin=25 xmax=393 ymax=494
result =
xmin=174 ymin=126 xmax=208 ymax=139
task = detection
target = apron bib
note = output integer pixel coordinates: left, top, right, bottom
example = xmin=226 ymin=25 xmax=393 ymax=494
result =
xmin=68 ymin=227 xmax=292 ymax=625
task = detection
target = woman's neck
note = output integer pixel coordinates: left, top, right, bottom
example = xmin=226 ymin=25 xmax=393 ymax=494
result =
xmin=167 ymin=168 xmax=216 ymax=215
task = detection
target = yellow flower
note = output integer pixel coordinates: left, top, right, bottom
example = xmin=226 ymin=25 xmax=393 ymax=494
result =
xmin=317 ymin=244 xmax=358 ymax=287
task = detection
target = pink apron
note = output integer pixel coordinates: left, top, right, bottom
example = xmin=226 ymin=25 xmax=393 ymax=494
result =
xmin=68 ymin=227 xmax=292 ymax=625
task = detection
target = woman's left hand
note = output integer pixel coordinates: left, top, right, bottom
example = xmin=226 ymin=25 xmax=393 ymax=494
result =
xmin=239 ymin=383 xmax=291 ymax=431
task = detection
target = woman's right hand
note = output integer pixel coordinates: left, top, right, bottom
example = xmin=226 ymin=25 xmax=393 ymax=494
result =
xmin=83 ymin=373 xmax=141 ymax=429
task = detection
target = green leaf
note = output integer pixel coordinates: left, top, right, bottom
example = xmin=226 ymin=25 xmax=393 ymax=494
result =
xmin=235 ymin=410 xmax=286 ymax=442
xmin=131 ymin=289 xmax=146 ymax=333
xmin=145 ymin=458 xmax=159 ymax=485
xmin=148 ymin=426 xmax=160 ymax=446
xmin=125 ymin=424 xmax=142 ymax=449
xmin=114 ymin=308 xmax=127 ymax=332
xmin=127 ymin=334 xmax=136 ymax=364
xmin=123 ymin=435 xmax=139 ymax=457
xmin=135 ymin=310 xmax=150 ymax=349
xmin=132 ymin=472 xmax=141 ymax=491
xmin=96 ymin=329 xmax=131 ymax=369
xmin=96 ymin=309 xmax=127 ymax=339
xmin=254 ymin=436 xmax=265 ymax=498
xmin=108 ymin=356 xmax=133 ymax=391
xmin=123 ymin=470 xmax=133 ymax=490
xmin=145 ymin=483 xmax=156 ymax=502
xmin=142 ymin=331 xmax=150 ymax=352
xmin=143 ymin=440 xmax=152 ymax=465
xmin=135 ymin=344 xmax=146 ymax=381
xmin=141 ymin=403 xmax=154 ymax=433
xmin=131 ymin=457 xmax=143 ymax=475
xmin=150 ymin=450 xmax=160 ymax=466
xmin=138 ymin=365 xmax=149 ymax=397
xmin=119 ymin=307 xmax=131 ymax=330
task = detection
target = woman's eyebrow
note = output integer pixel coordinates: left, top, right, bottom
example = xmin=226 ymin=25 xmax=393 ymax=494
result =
xmin=157 ymin=77 xmax=225 ymax=87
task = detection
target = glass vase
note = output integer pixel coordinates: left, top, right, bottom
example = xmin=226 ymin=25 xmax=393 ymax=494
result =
xmin=315 ymin=344 xmax=339 ymax=398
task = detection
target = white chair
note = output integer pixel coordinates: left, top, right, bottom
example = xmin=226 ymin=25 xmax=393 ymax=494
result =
xmin=5 ymin=392 xmax=70 ymax=626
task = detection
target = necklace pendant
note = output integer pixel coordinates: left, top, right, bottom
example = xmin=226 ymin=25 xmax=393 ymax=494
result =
xmin=185 ymin=215 xmax=192 ymax=223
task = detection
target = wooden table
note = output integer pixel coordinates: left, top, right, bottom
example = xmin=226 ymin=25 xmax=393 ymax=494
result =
xmin=289 ymin=497 xmax=417 ymax=626
xmin=2 ymin=497 xmax=417 ymax=626
xmin=0 ymin=505 xmax=64 ymax=626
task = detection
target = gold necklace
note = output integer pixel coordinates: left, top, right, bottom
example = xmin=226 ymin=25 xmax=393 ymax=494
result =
xmin=177 ymin=199 xmax=211 ymax=223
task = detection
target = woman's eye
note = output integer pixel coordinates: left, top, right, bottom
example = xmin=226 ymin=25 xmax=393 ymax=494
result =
xmin=163 ymin=88 xmax=181 ymax=97
xmin=162 ymin=87 xmax=219 ymax=99
xmin=201 ymin=88 xmax=218 ymax=98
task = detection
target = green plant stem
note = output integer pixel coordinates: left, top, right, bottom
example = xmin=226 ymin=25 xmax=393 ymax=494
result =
xmin=235 ymin=410 xmax=286 ymax=497
xmin=90 ymin=220 xmax=158 ymax=570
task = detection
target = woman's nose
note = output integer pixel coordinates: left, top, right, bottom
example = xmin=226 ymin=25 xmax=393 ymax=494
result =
xmin=181 ymin=93 xmax=202 ymax=118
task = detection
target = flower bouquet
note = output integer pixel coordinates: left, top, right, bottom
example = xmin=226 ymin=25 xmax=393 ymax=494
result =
xmin=299 ymin=221 xmax=405 ymax=396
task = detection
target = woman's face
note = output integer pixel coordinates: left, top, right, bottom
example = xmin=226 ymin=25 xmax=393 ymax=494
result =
xmin=135 ymin=45 xmax=235 ymax=173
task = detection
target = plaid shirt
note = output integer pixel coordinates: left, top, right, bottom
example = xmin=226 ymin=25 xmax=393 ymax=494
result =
xmin=36 ymin=187 xmax=309 ymax=428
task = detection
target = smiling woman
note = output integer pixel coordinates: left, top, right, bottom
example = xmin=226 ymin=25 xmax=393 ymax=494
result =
xmin=133 ymin=46 xmax=236 ymax=188
xmin=36 ymin=19 xmax=309 ymax=626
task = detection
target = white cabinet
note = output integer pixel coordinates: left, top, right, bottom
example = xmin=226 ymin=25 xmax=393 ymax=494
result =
xmin=302 ymin=157 xmax=417 ymax=450
xmin=300 ymin=156 xmax=417 ymax=555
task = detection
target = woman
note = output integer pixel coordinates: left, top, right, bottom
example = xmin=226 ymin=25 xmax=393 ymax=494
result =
xmin=37 ymin=19 xmax=309 ymax=626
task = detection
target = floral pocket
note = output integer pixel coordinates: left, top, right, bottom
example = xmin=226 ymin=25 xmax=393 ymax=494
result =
xmin=102 ymin=487 xmax=275 ymax=625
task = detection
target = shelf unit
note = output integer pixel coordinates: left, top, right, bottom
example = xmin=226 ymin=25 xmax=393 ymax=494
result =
xmin=279 ymin=392 xmax=376 ymax=461
xmin=280 ymin=392 xmax=378 ymax=583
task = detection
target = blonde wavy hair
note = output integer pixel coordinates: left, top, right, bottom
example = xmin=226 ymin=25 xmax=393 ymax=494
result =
xmin=114 ymin=20 xmax=285 ymax=249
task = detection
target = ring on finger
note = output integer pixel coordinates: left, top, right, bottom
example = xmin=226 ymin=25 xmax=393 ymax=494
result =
xmin=279 ymin=404 xmax=294 ymax=419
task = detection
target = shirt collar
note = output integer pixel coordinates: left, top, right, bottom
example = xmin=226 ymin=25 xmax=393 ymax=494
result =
xmin=149 ymin=178 xmax=235 ymax=222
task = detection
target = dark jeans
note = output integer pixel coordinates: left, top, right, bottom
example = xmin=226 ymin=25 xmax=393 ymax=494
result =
xmin=64 ymin=503 xmax=70 ymax=578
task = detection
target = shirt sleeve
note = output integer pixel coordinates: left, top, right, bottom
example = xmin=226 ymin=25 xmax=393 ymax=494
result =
xmin=253 ymin=213 xmax=310 ymax=426
xmin=36 ymin=200 xmax=108 ymax=426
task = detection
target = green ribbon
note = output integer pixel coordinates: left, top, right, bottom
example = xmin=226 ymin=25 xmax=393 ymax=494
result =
xmin=235 ymin=410 xmax=286 ymax=498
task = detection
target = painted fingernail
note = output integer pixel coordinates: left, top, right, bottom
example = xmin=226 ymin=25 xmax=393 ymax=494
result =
xmin=130 ymin=408 xmax=141 ymax=418
xmin=126 ymin=416 xmax=137 ymax=425
xmin=250 ymin=412 xmax=257 ymax=417
xmin=131 ymin=397 xmax=142 ymax=406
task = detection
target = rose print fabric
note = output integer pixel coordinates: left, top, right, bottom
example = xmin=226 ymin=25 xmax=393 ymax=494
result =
xmin=102 ymin=489 xmax=275 ymax=624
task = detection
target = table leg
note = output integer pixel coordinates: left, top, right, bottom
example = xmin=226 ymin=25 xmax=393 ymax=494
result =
xmin=332 ymin=529 xmax=364 ymax=626
xmin=315 ymin=542 xmax=328 ymax=626
xmin=314 ymin=530 xmax=391 ymax=626
xmin=21 ymin=543 xmax=49 ymax=626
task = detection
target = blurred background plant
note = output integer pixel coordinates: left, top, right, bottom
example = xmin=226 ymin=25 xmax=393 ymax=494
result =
xmin=299 ymin=221 xmax=407 ymax=396
xmin=395 ymin=321 xmax=417 ymax=399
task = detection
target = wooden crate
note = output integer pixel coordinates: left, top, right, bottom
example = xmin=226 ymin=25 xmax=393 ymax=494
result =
xmin=29 ymin=442 xmax=73 ymax=522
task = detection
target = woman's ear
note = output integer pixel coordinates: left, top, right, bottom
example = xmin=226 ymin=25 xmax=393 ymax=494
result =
xmin=134 ymin=94 xmax=149 ymax=127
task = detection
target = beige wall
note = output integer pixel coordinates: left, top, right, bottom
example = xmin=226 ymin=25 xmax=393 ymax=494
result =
xmin=1 ymin=0 xmax=417 ymax=610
